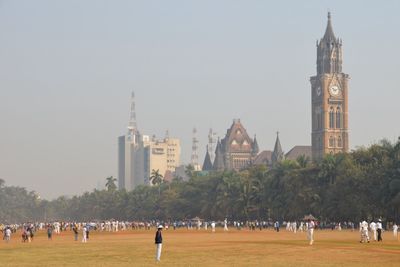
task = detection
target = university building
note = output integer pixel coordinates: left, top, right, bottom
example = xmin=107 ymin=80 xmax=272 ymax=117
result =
xmin=202 ymin=14 xmax=349 ymax=170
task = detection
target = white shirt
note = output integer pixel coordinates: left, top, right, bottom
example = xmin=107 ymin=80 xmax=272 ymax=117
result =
xmin=307 ymin=221 xmax=315 ymax=230
xmin=361 ymin=221 xmax=368 ymax=231
xmin=5 ymin=228 xmax=11 ymax=237
xmin=377 ymin=222 xmax=382 ymax=229
xmin=369 ymin=222 xmax=376 ymax=231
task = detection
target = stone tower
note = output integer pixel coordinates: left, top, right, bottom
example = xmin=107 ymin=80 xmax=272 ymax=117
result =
xmin=310 ymin=13 xmax=349 ymax=160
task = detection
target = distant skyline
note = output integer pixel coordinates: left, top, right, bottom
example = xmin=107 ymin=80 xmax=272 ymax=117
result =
xmin=1 ymin=0 xmax=399 ymax=199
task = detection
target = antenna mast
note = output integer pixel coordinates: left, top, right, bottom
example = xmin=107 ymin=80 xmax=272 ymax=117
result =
xmin=128 ymin=91 xmax=137 ymax=132
xmin=191 ymin=127 xmax=201 ymax=171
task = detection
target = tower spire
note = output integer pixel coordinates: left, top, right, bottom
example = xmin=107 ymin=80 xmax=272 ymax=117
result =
xmin=323 ymin=11 xmax=336 ymax=41
xmin=128 ymin=91 xmax=137 ymax=132
xmin=207 ymin=128 xmax=217 ymax=163
xmin=271 ymin=131 xmax=284 ymax=164
xmin=202 ymin=145 xmax=213 ymax=171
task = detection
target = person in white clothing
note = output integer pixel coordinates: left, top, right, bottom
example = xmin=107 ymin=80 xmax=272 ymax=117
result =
xmin=360 ymin=220 xmax=370 ymax=243
xmin=369 ymin=221 xmax=377 ymax=241
xmin=211 ymin=222 xmax=216 ymax=232
xmin=292 ymin=221 xmax=297 ymax=234
xmin=4 ymin=227 xmax=11 ymax=243
xmin=82 ymin=226 xmax=87 ymax=243
xmin=393 ymin=223 xmax=398 ymax=239
xmin=307 ymin=219 xmax=315 ymax=245
xmin=223 ymin=218 xmax=228 ymax=231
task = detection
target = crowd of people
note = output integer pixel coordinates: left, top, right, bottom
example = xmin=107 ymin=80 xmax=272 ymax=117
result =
xmin=1 ymin=218 xmax=398 ymax=260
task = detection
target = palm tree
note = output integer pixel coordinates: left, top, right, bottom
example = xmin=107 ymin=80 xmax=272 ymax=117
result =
xmin=150 ymin=169 xmax=164 ymax=195
xmin=105 ymin=176 xmax=117 ymax=192
xmin=150 ymin=169 xmax=163 ymax=186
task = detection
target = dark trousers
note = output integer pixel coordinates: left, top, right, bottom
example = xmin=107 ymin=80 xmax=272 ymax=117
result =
xmin=377 ymin=229 xmax=382 ymax=241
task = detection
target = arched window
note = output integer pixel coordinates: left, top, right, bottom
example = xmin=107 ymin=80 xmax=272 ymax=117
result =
xmin=336 ymin=107 xmax=342 ymax=128
xmin=329 ymin=136 xmax=335 ymax=147
xmin=337 ymin=136 xmax=342 ymax=147
xmin=329 ymin=107 xmax=335 ymax=128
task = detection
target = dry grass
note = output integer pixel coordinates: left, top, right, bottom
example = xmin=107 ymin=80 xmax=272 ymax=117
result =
xmin=0 ymin=228 xmax=399 ymax=266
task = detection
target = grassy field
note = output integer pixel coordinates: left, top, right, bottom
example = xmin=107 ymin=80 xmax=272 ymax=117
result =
xmin=0 ymin=228 xmax=399 ymax=266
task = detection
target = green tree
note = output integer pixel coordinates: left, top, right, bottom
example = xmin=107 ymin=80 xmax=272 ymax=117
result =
xmin=105 ymin=176 xmax=117 ymax=192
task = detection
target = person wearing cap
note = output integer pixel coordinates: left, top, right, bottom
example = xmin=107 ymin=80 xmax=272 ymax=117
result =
xmin=155 ymin=225 xmax=163 ymax=262
xmin=377 ymin=219 xmax=383 ymax=242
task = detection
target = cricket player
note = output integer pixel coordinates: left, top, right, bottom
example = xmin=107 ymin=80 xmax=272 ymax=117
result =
xmin=360 ymin=220 xmax=370 ymax=243
xmin=155 ymin=225 xmax=163 ymax=262
xmin=369 ymin=221 xmax=377 ymax=241
xmin=307 ymin=219 xmax=315 ymax=245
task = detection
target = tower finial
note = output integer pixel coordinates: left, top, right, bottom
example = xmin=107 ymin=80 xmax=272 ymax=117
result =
xmin=128 ymin=91 xmax=137 ymax=132
xmin=328 ymin=11 xmax=331 ymax=20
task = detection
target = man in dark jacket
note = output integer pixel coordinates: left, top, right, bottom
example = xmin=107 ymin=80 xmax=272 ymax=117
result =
xmin=155 ymin=225 xmax=163 ymax=262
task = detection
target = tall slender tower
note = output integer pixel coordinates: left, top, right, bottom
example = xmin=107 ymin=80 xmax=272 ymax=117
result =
xmin=191 ymin=128 xmax=201 ymax=171
xmin=311 ymin=13 xmax=349 ymax=160
xmin=118 ymin=91 xmax=144 ymax=190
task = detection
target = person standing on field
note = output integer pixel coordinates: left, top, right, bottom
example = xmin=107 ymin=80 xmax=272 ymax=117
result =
xmin=72 ymin=224 xmax=79 ymax=241
xmin=155 ymin=225 xmax=163 ymax=262
xmin=307 ymin=219 xmax=315 ymax=245
xmin=82 ymin=226 xmax=87 ymax=243
xmin=211 ymin=221 xmax=216 ymax=232
xmin=369 ymin=221 xmax=377 ymax=241
xmin=377 ymin=219 xmax=383 ymax=242
xmin=360 ymin=220 xmax=370 ymax=243
xmin=393 ymin=223 xmax=398 ymax=239
xmin=4 ymin=227 xmax=11 ymax=243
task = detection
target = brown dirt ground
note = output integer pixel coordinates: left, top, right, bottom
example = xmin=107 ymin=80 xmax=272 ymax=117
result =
xmin=0 ymin=228 xmax=399 ymax=266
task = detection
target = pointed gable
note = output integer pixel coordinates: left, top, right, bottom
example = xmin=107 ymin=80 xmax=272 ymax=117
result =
xmin=221 ymin=119 xmax=254 ymax=153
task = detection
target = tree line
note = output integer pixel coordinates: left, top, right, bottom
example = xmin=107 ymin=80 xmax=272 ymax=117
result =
xmin=1 ymin=138 xmax=399 ymax=223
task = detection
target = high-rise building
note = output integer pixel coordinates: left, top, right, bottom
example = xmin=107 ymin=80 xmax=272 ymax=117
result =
xmin=118 ymin=93 xmax=181 ymax=189
xmin=310 ymin=13 xmax=349 ymax=160
xmin=143 ymin=135 xmax=181 ymax=184
xmin=118 ymin=92 xmax=145 ymax=191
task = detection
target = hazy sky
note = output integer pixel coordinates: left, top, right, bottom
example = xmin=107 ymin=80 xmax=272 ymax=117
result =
xmin=0 ymin=0 xmax=399 ymax=199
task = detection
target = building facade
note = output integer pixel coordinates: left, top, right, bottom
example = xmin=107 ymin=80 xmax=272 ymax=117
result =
xmin=212 ymin=119 xmax=259 ymax=171
xmin=143 ymin=135 xmax=181 ymax=184
xmin=311 ymin=13 xmax=349 ymax=160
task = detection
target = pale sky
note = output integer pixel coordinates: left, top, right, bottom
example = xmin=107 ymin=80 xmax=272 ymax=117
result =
xmin=0 ymin=0 xmax=399 ymax=199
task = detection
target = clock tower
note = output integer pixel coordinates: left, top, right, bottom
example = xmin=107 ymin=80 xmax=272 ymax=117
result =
xmin=310 ymin=13 xmax=349 ymax=160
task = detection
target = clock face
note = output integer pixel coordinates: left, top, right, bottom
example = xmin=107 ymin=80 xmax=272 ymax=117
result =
xmin=316 ymin=86 xmax=321 ymax=96
xmin=329 ymin=85 xmax=340 ymax=96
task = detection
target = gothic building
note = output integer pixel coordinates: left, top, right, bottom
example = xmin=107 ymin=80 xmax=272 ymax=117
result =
xmin=212 ymin=119 xmax=259 ymax=171
xmin=311 ymin=13 xmax=349 ymax=160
